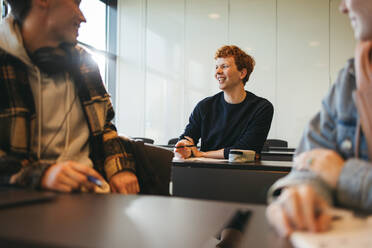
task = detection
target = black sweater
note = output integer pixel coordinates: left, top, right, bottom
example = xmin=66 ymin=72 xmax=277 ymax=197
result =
xmin=180 ymin=91 xmax=274 ymax=158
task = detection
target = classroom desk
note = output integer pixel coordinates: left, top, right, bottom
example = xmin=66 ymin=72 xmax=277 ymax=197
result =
xmin=159 ymin=144 xmax=295 ymax=161
xmin=172 ymin=159 xmax=292 ymax=204
xmin=261 ymin=150 xmax=294 ymax=161
xmin=0 ymin=193 xmax=291 ymax=248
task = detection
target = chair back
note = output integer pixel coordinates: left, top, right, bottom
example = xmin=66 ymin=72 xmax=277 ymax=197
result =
xmin=168 ymin=138 xmax=179 ymax=145
xmin=131 ymin=137 xmax=154 ymax=144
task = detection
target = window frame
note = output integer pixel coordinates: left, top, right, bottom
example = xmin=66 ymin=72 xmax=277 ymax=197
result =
xmin=1 ymin=0 xmax=8 ymax=19
xmin=105 ymin=0 xmax=118 ymax=120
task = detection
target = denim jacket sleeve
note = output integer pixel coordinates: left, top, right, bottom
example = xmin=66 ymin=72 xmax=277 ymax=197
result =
xmin=337 ymin=159 xmax=372 ymax=211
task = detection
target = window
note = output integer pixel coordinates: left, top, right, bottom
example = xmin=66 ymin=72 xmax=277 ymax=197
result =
xmin=1 ymin=0 xmax=8 ymax=19
xmin=79 ymin=0 xmax=118 ymax=117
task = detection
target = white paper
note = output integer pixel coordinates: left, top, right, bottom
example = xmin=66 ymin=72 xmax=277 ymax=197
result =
xmin=186 ymin=157 xmax=229 ymax=162
xmin=291 ymin=208 xmax=372 ymax=248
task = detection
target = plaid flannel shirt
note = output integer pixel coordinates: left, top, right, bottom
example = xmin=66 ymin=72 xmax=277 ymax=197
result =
xmin=0 ymin=46 xmax=136 ymax=188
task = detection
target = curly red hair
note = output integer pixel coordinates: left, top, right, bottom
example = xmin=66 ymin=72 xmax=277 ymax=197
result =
xmin=214 ymin=45 xmax=255 ymax=85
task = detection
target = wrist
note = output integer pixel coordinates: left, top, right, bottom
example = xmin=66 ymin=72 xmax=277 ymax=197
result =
xmin=328 ymin=165 xmax=344 ymax=189
xmin=192 ymin=149 xmax=204 ymax=158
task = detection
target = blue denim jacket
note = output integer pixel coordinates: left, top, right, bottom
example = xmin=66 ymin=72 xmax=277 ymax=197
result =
xmin=268 ymin=59 xmax=372 ymax=211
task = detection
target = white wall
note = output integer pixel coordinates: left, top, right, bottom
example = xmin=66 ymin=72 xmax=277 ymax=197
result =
xmin=116 ymin=0 xmax=355 ymax=147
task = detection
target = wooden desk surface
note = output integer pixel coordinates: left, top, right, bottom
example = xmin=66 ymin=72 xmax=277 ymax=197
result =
xmin=0 ymin=193 xmax=291 ymax=248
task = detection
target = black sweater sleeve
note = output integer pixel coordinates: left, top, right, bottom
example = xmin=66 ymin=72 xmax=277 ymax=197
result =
xmin=180 ymin=101 xmax=203 ymax=144
xmin=223 ymin=101 xmax=274 ymax=158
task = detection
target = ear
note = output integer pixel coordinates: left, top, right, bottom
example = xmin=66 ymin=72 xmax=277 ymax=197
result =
xmin=240 ymin=68 xmax=247 ymax=80
xmin=33 ymin=0 xmax=50 ymax=8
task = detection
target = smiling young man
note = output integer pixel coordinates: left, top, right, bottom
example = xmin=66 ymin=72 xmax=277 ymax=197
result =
xmin=0 ymin=0 xmax=139 ymax=194
xmin=174 ymin=45 xmax=274 ymax=159
xmin=266 ymin=0 xmax=372 ymax=237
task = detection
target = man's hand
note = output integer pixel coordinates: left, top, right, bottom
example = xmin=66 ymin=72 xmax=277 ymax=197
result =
xmin=109 ymin=171 xmax=140 ymax=194
xmin=174 ymin=137 xmax=194 ymax=159
xmin=41 ymin=161 xmax=104 ymax=193
xmin=294 ymin=149 xmax=345 ymax=188
xmin=266 ymin=184 xmax=332 ymax=237
xmin=189 ymin=146 xmax=205 ymax=157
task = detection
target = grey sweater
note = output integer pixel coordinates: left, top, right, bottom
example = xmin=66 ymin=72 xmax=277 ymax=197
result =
xmin=268 ymin=59 xmax=372 ymax=212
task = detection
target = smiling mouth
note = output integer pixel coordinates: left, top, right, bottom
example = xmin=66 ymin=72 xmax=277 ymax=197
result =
xmin=217 ymin=77 xmax=226 ymax=83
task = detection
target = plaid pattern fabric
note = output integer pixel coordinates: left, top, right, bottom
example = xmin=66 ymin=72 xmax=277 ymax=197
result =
xmin=0 ymin=46 xmax=135 ymax=188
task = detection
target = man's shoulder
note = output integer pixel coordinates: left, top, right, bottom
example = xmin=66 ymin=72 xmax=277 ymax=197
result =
xmin=75 ymin=45 xmax=94 ymax=66
xmin=0 ymin=47 xmax=27 ymax=71
xmin=197 ymin=91 xmax=223 ymax=107
xmin=324 ymin=58 xmax=356 ymax=105
xmin=245 ymin=91 xmax=273 ymax=109
xmin=0 ymin=46 xmax=17 ymax=62
xmin=333 ymin=58 xmax=356 ymax=91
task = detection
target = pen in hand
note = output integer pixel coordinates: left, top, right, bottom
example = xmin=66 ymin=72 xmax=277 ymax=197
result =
xmin=87 ymin=175 xmax=103 ymax=188
xmin=175 ymin=145 xmax=196 ymax=149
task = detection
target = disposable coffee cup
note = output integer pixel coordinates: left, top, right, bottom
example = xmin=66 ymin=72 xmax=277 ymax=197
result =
xmin=228 ymin=149 xmax=255 ymax=163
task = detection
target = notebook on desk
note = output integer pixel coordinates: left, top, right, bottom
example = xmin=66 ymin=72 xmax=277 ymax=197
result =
xmin=0 ymin=187 xmax=56 ymax=208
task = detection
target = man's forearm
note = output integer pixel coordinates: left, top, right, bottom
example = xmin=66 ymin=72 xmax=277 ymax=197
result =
xmin=197 ymin=149 xmax=225 ymax=159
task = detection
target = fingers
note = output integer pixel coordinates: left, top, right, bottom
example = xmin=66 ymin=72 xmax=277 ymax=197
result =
xmin=110 ymin=182 xmax=118 ymax=193
xmin=298 ymin=185 xmax=317 ymax=232
xmin=281 ymin=188 xmax=305 ymax=230
xmin=122 ymin=178 xmax=139 ymax=194
xmin=109 ymin=171 xmax=140 ymax=195
xmin=69 ymin=161 xmax=104 ymax=181
xmin=59 ymin=173 xmax=80 ymax=190
xmin=266 ymin=202 xmax=293 ymax=237
xmin=266 ymin=185 xmax=331 ymax=237
xmin=315 ymin=197 xmax=332 ymax=232
xmin=56 ymin=183 xmax=74 ymax=193
xmin=174 ymin=139 xmax=192 ymax=158
xmin=41 ymin=161 xmax=102 ymax=193
xmin=174 ymin=148 xmax=191 ymax=159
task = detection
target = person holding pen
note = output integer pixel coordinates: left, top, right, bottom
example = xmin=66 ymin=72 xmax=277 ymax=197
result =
xmin=0 ymin=0 xmax=139 ymax=194
xmin=266 ymin=0 xmax=372 ymax=237
xmin=174 ymin=45 xmax=273 ymax=159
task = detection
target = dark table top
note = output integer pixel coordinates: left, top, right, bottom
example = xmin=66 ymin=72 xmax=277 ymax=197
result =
xmin=173 ymin=158 xmax=292 ymax=171
xmin=0 ymin=193 xmax=292 ymax=248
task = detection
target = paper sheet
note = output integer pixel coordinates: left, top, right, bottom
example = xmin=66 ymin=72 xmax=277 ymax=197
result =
xmin=186 ymin=157 xmax=229 ymax=162
xmin=173 ymin=157 xmax=229 ymax=163
xmin=291 ymin=208 xmax=372 ymax=248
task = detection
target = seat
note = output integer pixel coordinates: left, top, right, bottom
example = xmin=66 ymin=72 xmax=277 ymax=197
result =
xmin=131 ymin=137 xmax=154 ymax=144
xmin=120 ymin=136 xmax=173 ymax=195
xmin=262 ymin=139 xmax=288 ymax=151
xmin=264 ymin=139 xmax=288 ymax=148
xmin=168 ymin=138 xmax=179 ymax=145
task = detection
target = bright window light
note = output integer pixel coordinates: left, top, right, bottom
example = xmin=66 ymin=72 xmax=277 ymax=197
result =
xmin=78 ymin=0 xmax=107 ymax=82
